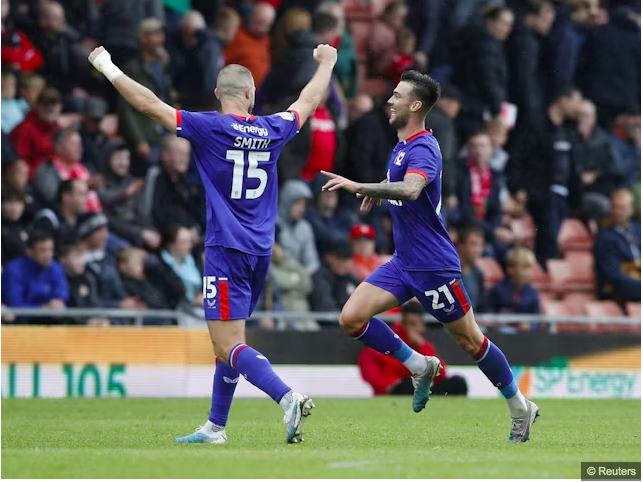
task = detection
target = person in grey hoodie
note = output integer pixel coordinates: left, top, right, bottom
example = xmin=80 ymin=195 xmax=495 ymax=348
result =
xmin=276 ymin=180 xmax=320 ymax=274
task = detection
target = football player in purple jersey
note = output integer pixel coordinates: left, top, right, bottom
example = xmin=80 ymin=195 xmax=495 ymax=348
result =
xmin=89 ymin=43 xmax=338 ymax=445
xmin=322 ymin=71 xmax=539 ymax=443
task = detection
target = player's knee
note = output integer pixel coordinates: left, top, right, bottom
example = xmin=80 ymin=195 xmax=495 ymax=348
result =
xmin=338 ymin=304 xmax=368 ymax=333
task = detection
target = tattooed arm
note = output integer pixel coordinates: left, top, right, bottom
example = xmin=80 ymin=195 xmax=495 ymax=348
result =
xmin=321 ymin=171 xmax=427 ymax=201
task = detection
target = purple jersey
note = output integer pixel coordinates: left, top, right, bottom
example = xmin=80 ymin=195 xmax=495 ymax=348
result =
xmin=386 ymin=130 xmax=461 ymax=273
xmin=177 ymin=110 xmax=300 ymax=256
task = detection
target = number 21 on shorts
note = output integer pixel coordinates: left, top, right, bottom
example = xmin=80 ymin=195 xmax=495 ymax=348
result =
xmin=424 ymin=284 xmax=455 ymax=310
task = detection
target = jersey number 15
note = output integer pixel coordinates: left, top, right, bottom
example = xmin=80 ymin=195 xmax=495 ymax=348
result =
xmin=227 ymin=150 xmax=269 ymax=200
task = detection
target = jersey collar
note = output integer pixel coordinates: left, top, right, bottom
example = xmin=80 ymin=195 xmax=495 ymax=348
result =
xmin=402 ymin=129 xmax=432 ymax=144
xmin=229 ymin=113 xmax=256 ymax=122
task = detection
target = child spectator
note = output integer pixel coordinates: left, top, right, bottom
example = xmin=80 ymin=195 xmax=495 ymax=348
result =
xmin=116 ymin=248 xmax=184 ymax=323
xmin=350 ymin=223 xmax=389 ymax=282
xmin=456 ymin=227 xmax=487 ymax=312
xmin=58 ymin=243 xmax=109 ymax=326
xmin=1 ymin=184 xmax=28 ymax=265
xmin=488 ymin=247 xmax=541 ymax=331
xmin=309 ymin=239 xmax=358 ymax=313
xmin=391 ymin=28 xmax=416 ymax=85
xmin=1 ymin=70 xmax=29 ymax=133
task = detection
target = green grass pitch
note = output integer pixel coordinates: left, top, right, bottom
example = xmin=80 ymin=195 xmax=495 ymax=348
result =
xmin=2 ymin=398 xmax=640 ymax=478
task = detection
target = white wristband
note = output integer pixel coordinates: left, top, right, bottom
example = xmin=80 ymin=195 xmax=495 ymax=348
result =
xmin=91 ymin=51 xmax=124 ymax=84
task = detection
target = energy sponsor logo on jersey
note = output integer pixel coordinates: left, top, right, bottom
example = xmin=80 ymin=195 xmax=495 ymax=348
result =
xmin=231 ymin=123 xmax=269 ymax=137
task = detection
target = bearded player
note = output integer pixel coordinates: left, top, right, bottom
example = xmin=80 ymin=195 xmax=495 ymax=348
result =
xmin=88 ymin=44 xmax=338 ymax=445
xmin=321 ymin=71 xmax=539 ymax=443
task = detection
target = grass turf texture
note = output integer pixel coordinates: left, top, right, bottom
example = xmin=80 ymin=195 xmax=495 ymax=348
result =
xmin=2 ymin=398 xmax=640 ymax=478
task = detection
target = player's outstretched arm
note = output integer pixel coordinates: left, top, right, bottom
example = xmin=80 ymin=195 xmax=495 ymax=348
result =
xmin=321 ymin=171 xmax=426 ymax=201
xmin=88 ymin=47 xmax=177 ymax=133
xmin=288 ymin=44 xmax=337 ymax=126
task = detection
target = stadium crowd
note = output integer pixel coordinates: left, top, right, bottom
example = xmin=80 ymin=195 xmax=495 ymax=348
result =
xmin=0 ymin=0 xmax=640 ymax=330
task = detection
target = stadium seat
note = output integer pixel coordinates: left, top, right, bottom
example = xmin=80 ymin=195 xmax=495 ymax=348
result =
xmin=531 ymin=261 xmax=550 ymax=291
xmin=59 ymin=113 xmax=81 ymax=129
xmin=561 ymin=292 xmax=594 ymax=315
xmin=541 ymin=298 xmax=589 ymax=333
xmin=585 ymin=301 xmax=637 ymax=334
xmin=558 ymin=218 xmax=592 ymax=252
xmin=475 ymin=257 xmax=503 ymax=290
xmin=100 ymin=114 xmax=119 ymax=138
xmin=548 ymin=253 xmax=594 ymax=294
xmin=626 ymin=302 xmax=641 ymax=318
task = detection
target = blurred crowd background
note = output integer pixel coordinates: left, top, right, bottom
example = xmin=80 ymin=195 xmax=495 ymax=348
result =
xmin=0 ymin=0 xmax=640 ymax=331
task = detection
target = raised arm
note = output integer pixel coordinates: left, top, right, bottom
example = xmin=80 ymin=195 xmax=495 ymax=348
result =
xmin=321 ymin=171 xmax=427 ymax=201
xmin=88 ymin=46 xmax=177 ymax=133
xmin=288 ymin=44 xmax=337 ymax=126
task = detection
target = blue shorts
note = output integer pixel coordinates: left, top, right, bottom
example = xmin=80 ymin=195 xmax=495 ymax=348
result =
xmin=203 ymin=246 xmax=271 ymax=321
xmin=365 ymin=256 xmax=472 ymax=323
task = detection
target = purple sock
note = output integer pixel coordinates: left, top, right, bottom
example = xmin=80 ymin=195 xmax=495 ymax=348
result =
xmin=229 ymin=343 xmax=291 ymax=403
xmin=473 ymin=337 xmax=518 ymax=398
xmin=352 ymin=317 xmax=413 ymax=363
xmin=208 ymin=359 xmax=239 ymax=426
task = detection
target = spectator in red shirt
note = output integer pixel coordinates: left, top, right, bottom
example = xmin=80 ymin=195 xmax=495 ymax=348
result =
xmin=32 ymin=127 xmax=102 ymax=212
xmin=301 ymin=89 xmax=337 ymax=181
xmin=1 ymin=0 xmax=43 ymax=73
xmin=358 ymin=301 xmax=468 ymax=396
xmin=349 ymin=223 xmax=389 ymax=282
xmin=391 ymin=27 xmax=417 ymax=85
xmin=10 ymin=87 xmax=62 ymax=178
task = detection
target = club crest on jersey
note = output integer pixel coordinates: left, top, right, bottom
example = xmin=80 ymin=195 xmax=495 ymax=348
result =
xmin=394 ymin=151 xmax=406 ymax=166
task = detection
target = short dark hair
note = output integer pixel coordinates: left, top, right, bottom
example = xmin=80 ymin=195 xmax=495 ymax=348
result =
xmin=552 ymin=84 xmax=580 ymax=102
xmin=27 ymin=229 xmax=54 ymax=248
xmin=483 ymin=4 xmax=512 ymax=21
xmin=402 ymin=300 xmax=425 ymax=316
xmin=312 ymin=12 xmax=338 ymax=33
xmin=524 ymin=0 xmax=553 ymax=15
xmin=1 ymin=184 xmax=24 ymax=203
xmin=162 ymin=224 xmax=188 ymax=247
xmin=58 ymin=243 xmax=82 ymax=258
xmin=58 ymin=179 xmax=77 ymax=203
xmin=400 ymin=70 xmax=441 ymax=116
xmin=458 ymin=226 xmax=485 ymax=244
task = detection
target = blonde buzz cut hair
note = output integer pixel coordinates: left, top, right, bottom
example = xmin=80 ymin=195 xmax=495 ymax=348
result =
xmin=505 ymin=247 xmax=536 ymax=268
xmin=216 ymin=64 xmax=255 ymax=100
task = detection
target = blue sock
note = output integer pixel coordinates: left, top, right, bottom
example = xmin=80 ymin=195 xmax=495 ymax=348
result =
xmin=208 ymin=359 xmax=238 ymax=427
xmin=229 ymin=343 xmax=291 ymax=403
xmin=353 ymin=317 xmax=413 ymax=364
xmin=473 ymin=336 xmax=518 ymax=398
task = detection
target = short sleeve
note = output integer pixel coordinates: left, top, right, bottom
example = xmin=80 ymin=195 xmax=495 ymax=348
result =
xmin=406 ymin=143 xmax=441 ymax=184
xmin=267 ymin=110 xmax=300 ymax=144
xmin=176 ymin=110 xmax=216 ymax=143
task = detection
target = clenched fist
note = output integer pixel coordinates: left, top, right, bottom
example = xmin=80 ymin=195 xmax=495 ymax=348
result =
xmin=88 ymin=46 xmax=108 ymax=65
xmin=313 ymin=44 xmax=337 ymax=67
